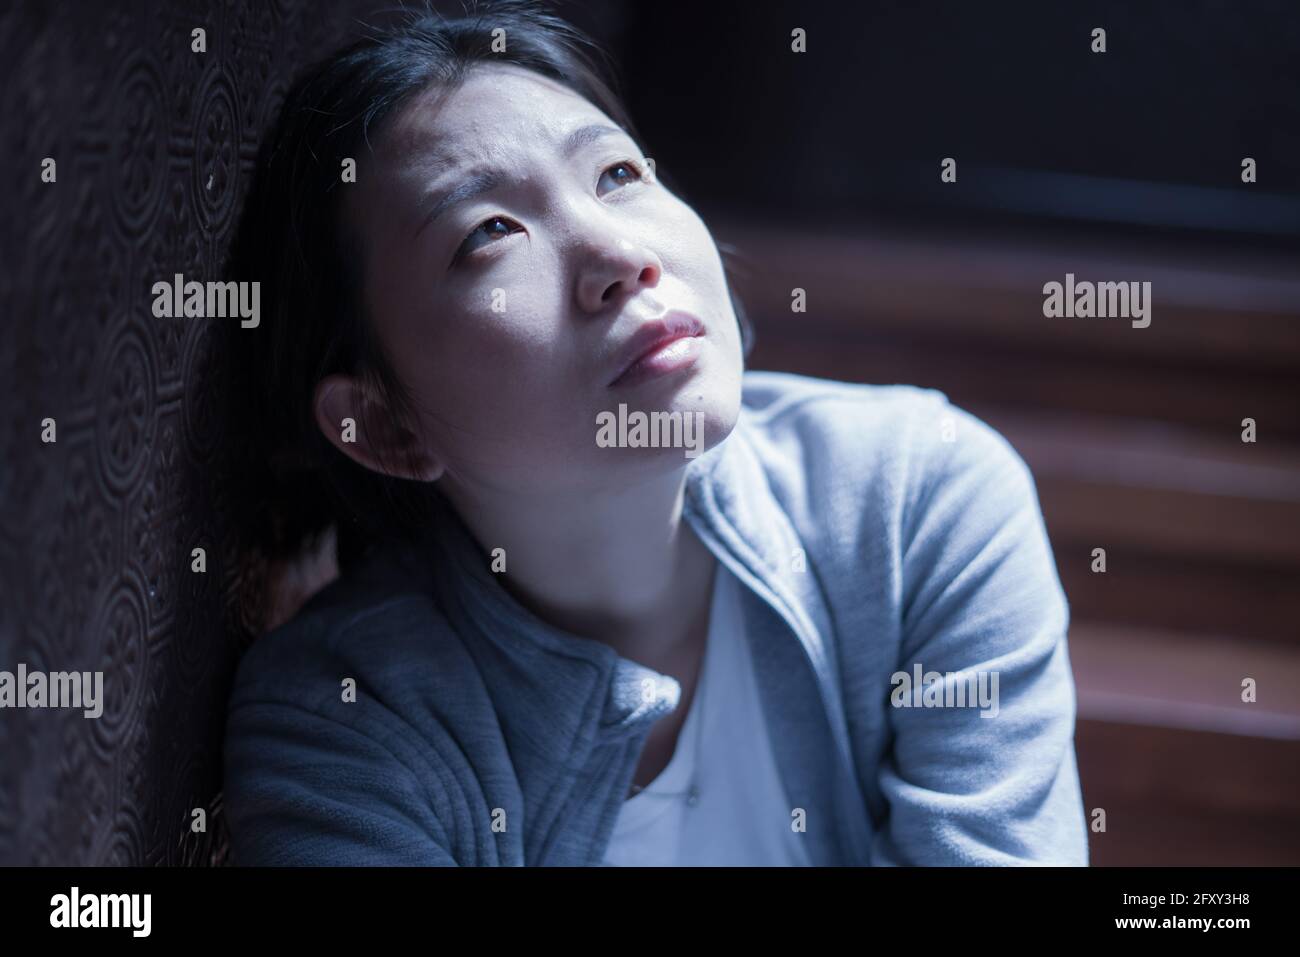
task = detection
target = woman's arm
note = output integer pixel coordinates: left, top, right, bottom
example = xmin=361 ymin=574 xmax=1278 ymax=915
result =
xmin=872 ymin=403 xmax=1089 ymax=866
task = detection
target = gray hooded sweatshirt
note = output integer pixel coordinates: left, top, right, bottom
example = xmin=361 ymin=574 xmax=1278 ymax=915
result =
xmin=223 ymin=371 xmax=1090 ymax=866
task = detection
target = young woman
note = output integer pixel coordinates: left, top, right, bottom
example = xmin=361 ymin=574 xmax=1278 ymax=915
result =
xmin=220 ymin=0 xmax=1088 ymax=866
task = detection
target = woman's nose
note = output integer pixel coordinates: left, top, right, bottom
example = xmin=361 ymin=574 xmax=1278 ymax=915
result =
xmin=574 ymin=233 xmax=662 ymax=313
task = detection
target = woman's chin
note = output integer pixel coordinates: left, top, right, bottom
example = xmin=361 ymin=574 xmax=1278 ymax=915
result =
xmin=589 ymin=380 xmax=740 ymax=470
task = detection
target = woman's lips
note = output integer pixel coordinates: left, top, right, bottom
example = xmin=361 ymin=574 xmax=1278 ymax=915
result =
xmin=607 ymin=311 xmax=705 ymax=388
xmin=610 ymin=335 xmax=703 ymax=388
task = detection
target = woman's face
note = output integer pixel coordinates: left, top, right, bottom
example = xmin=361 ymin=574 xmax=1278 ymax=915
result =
xmin=337 ymin=62 xmax=745 ymax=498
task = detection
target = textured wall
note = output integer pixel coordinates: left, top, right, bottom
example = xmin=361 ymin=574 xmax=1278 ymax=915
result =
xmin=0 ymin=0 xmax=380 ymax=866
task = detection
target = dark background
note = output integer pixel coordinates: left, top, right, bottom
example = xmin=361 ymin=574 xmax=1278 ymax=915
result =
xmin=2 ymin=0 xmax=1297 ymax=865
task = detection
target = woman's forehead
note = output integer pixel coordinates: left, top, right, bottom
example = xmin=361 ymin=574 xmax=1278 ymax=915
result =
xmin=382 ymin=64 xmax=607 ymax=167
xmin=354 ymin=65 xmax=629 ymax=229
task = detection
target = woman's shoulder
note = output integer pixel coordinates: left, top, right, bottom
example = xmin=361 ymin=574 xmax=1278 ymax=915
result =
xmin=224 ymin=542 xmax=472 ymax=723
xmin=220 ymin=545 xmax=484 ymax=865
xmin=734 ymin=370 xmax=1037 ymax=517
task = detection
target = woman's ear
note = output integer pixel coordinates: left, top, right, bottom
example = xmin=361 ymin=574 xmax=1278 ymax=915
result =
xmin=312 ymin=373 xmax=445 ymax=482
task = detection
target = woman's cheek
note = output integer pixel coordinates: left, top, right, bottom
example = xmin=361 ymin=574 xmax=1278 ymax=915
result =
xmin=662 ymin=208 xmax=718 ymax=279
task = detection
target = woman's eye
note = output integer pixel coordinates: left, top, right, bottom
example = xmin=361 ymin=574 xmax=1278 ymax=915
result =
xmin=452 ymin=215 xmax=522 ymax=265
xmin=450 ymin=161 xmax=646 ymax=266
xmin=597 ymin=159 xmax=648 ymax=197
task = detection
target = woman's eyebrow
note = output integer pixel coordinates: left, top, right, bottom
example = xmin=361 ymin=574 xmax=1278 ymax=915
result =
xmin=414 ymin=168 xmax=503 ymax=238
xmin=560 ymin=122 xmax=627 ymax=158
xmin=412 ymin=123 xmax=631 ymax=238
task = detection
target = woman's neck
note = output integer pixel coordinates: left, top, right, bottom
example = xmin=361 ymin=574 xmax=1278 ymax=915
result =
xmin=437 ymin=468 xmax=718 ymax=664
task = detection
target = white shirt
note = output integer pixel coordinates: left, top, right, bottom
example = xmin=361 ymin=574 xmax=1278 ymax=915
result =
xmin=601 ymin=563 xmax=813 ymax=866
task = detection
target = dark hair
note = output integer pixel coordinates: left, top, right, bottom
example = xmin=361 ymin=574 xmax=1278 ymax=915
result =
xmin=221 ymin=0 xmax=754 ymax=620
